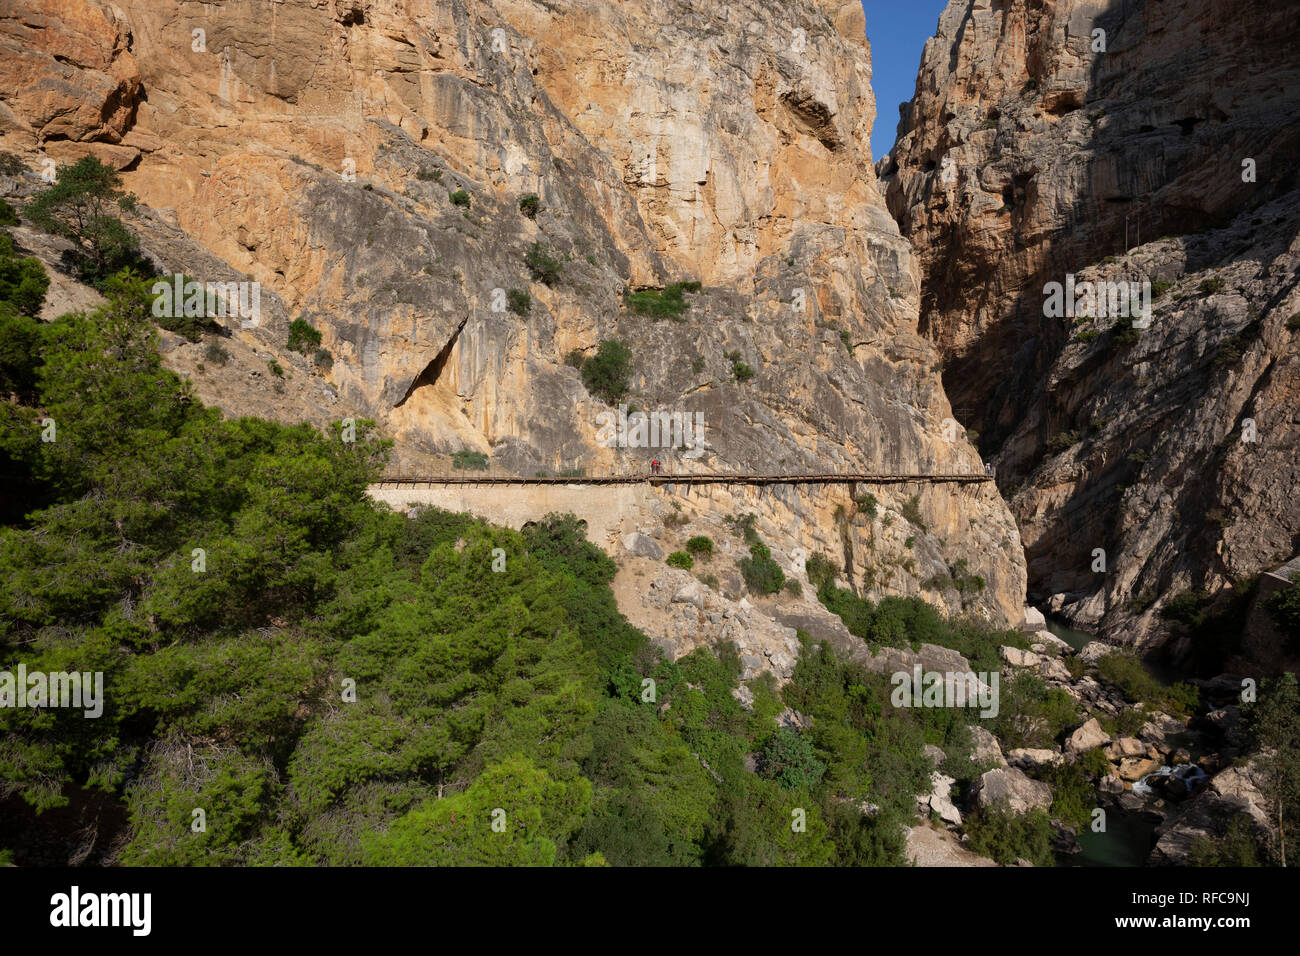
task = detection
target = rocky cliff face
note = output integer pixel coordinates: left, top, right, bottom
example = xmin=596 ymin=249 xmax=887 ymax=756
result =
xmin=882 ymin=0 xmax=1300 ymax=643
xmin=0 ymin=0 xmax=1027 ymax=624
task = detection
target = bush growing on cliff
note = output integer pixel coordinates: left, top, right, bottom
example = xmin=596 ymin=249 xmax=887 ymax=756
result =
xmin=287 ymin=318 xmax=323 ymax=354
xmin=666 ymin=551 xmax=693 ymax=570
xmin=806 ymin=552 xmax=839 ymax=591
xmin=579 ymin=339 xmax=633 ymax=405
xmin=506 ymin=288 xmax=531 ymax=317
xmin=900 ymin=494 xmax=926 ymax=531
xmin=623 ymin=281 xmax=700 ymax=320
xmin=452 ymin=449 xmax=489 ymax=470
xmin=525 ymin=242 xmax=563 ymax=286
xmin=449 ymin=189 xmax=471 ymax=208
xmin=683 ymin=536 xmax=713 ymax=559
xmin=518 ymin=193 xmax=541 ymax=218
xmin=203 ymin=341 xmax=231 ymax=367
xmin=739 ymin=541 xmax=784 ymax=595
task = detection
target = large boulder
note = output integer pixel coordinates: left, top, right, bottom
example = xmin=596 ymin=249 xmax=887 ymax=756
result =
xmin=1078 ymin=642 xmax=1112 ymax=665
xmin=1000 ymin=646 xmax=1041 ymax=668
xmin=967 ymin=725 xmax=1006 ymax=768
xmin=1065 ymin=717 xmax=1111 ymax=755
xmin=621 ymin=532 xmax=663 ymax=560
xmin=1116 ymin=755 xmax=1162 ymax=782
xmin=1007 ymin=748 xmax=1064 ymax=771
xmin=918 ymin=771 xmax=962 ymax=826
xmin=974 ymin=767 xmax=1052 ymax=814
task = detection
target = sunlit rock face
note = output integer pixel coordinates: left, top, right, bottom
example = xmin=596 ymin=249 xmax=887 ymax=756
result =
xmin=882 ymin=0 xmax=1300 ymax=642
xmin=0 ymin=0 xmax=1028 ymax=625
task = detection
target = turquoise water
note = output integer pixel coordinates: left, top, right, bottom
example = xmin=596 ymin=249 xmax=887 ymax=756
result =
xmin=1068 ymin=811 xmax=1157 ymax=867
xmin=1043 ymin=616 xmax=1095 ymax=651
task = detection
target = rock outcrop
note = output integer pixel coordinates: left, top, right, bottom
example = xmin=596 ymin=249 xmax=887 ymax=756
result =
xmin=881 ymin=0 xmax=1300 ymax=643
xmin=1 ymin=0 xmax=1028 ymax=625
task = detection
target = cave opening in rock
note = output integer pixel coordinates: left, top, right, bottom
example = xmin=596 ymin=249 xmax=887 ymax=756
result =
xmin=394 ymin=316 xmax=466 ymax=409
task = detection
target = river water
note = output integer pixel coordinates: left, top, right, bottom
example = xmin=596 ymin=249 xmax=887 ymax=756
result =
xmin=1039 ymin=614 xmax=1163 ymax=866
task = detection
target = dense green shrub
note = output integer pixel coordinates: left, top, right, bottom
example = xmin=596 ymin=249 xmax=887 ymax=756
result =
xmin=756 ymin=728 xmax=825 ymax=790
xmin=685 ymin=535 xmax=714 ymax=557
xmin=525 ymin=242 xmax=563 ymax=286
xmin=666 ymin=551 xmax=693 ymax=570
xmin=288 ymin=317 xmax=323 ymax=354
xmin=739 ymin=541 xmax=785 ymax=595
xmin=579 ymin=339 xmax=633 ymax=405
xmin=518 ymin=193 xmax=541 ymax=218
xmin=806 ymin=552 xmax=839 ymax=591
xmin=449 ymin=189 xmax=471 ymax=207
xmin=1095 ymin=651 xmax=1198 ymax=715
xmin=623 ymin=281 xmax=701 ymax=320
xmin=964 ymin=808 xmax=1055 ymax=866
xmin=452 ymin=449 xmax=490 ymax=470
xmin=507 ymin=288 xmax=531 ymax=316
xmin=0 ymin=233 xmax=49 ymax=316
xmin=990 ymin=670 xmax=1079 ymax=750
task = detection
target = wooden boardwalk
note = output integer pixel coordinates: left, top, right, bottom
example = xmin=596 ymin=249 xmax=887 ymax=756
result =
xmin=374 ymin=471 xmax=994 ymax=488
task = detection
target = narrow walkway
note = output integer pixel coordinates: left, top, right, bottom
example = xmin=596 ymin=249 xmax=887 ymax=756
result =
xmin=374 ymin=471 xmax=994 ymax=487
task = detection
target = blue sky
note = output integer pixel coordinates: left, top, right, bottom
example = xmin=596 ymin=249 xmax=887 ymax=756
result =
xmin=862 ymin=1 xmax=951 ymax=159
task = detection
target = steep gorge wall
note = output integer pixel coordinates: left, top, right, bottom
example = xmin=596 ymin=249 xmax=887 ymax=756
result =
xmin=0 ymin=0 xmax=1027 ymax=624
xmin=882 ymin=0 xmax=1300 ymax=643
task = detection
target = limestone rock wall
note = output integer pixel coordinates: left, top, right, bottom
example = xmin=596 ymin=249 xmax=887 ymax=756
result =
xmin=0 ymin=0 xmax=1028 ymax=624
xmin=881 ymin=0 xmax=1300 ymax=642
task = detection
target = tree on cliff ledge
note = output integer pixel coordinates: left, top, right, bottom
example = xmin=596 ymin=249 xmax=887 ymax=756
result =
xmin=24 ymin=155 xmax=143 ymax=284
